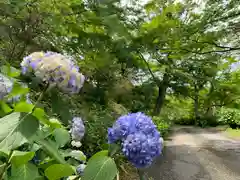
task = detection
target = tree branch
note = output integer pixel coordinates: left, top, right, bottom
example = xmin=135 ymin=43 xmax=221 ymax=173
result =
xmin=137 ymin=51 xmax=160 ymax=86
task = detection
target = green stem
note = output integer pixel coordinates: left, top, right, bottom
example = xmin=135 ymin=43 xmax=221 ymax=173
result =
xmin=138 ymin=169 xmax=146 ymax=180
xmin=0 ymin=151 xmax=13 ymax=180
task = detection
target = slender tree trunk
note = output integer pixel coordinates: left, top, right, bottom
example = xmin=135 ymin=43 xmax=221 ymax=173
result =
xmin=194 ymin=85 xmax=200 ymax=124
xmin=153 ymin=73 xmax=168 ymax=115
xmin=204 ymin=80 xmax=215 ymax=117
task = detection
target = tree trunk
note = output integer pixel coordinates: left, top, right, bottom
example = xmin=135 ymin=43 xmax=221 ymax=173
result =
xmin=194 ymin=85 xmax=200 ymax=124
xmin=153 ymin=73 xmax=168 ymax=116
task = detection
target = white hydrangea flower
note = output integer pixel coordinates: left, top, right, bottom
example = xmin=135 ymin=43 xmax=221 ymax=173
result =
xmin=21 ymin=51 xmax=85 ymax=94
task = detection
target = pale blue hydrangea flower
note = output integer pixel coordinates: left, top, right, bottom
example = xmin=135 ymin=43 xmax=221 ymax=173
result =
xmin=70 ymin=117 xmax=85 ymax=147
xmin=76 ymin=164 xmax=86 ymax=176
xmin=21 ymin=51 xmax=85 ymax=94
xmin=108 ymin=112 xmax=162 ymax=168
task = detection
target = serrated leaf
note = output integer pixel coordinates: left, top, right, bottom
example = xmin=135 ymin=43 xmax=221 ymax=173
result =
xmin=0 ymin=113 xmax=39 ymax=153
xmin=53 ymin=128 xmax=70 ymax=148
xmin=10 ymin=151 xmax=35 ymax=166
xmin=14 ymin=102 xmax=34 ymax=113
xmin=82 ymin=151 xmax=117 ymax=180
xmin=9 ymin=163 xmax=39 ymax=180
xmin=44 ymin=164 xmax=74 ymax=180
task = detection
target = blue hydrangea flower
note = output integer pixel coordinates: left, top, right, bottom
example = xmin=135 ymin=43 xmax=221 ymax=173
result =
xmin=122 ymin=133 xmax=161 ymax=168
xmin=108 ymin=112 xmax=159 ymax=143
xmin=21 ymin=51 xmax=85 ymax=94
xmin=108 ymin=112 xmax=162 ymax=168
xmin=70 ymin=117 xmax=85 ymax=146
xmin=76 ymin=164 xmax=86 ymax=176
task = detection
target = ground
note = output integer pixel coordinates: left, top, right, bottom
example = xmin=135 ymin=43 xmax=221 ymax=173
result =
xmin=145 ymin=126 xmax=240 ymax=180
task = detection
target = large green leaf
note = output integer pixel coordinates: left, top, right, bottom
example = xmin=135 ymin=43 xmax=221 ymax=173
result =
xmin=0 ymin=113 xmax=39 ymax=152
xmin=10 ymin=151 xmax=35 ymax=167
xmin=36 ymin=139 xmax=66 ymax=164
xmin=82 ymin=150 xmax=118 ymax=180
xmin=44 ymin=164 xmax=74 ymax=180
xmin=9 ymin=163 xmax=39 ymax=180
xmin=53 ymin=128 xmax=70 ymax=148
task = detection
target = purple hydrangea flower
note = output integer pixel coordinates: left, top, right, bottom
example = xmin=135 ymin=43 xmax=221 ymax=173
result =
xmin=70 ymin=117 xmax=85 ymax=142
xmin=108 ymin=112 xmax=162 ymax=168
xmin=21 ymin=51 xmax=85 ymax=94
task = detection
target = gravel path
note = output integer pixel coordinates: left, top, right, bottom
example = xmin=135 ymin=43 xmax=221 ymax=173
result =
xmin=145 ymin=126 xmax=240 ymax=180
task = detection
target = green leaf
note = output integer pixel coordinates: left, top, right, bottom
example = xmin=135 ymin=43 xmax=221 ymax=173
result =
xmin=0 ymin=65 xmax=20 ymax=78
xmin=64 ymin=150 xmax=86 ymax=162
xmin=0 ymin=101 xmax=12 ymax=113
xmin=53 ymin=128 xmax=70 ymax=148
xmin=82 ymin=151 xmax=117 ymax=180
xmin=44 ymin=164 xmax=74 ymax=180
xmin=51 ymin=91 xmax=72 ymax=125
xmin=14 ymin=102 xmax=34 ymax=113
xmin=9 ymin=163 xmax=39 ymax=180
xmin=36 ymin=139 xmax=66 ymax=164
xmin=0 ymin=113 xmax=39 ymax=153
xmin=10 ymin=151 xmax=35 ymax=167
xmin=8 ymin=83 xmax=29 ymax=97
xmin=49 ymin=118 xmax=62 ymax=128
xmin=32 ymin=108 xmax=50 ymax=125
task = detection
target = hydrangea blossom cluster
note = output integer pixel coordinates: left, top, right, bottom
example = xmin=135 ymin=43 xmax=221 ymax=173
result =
xmin=70 ymin=117 xmax=85 ymax=147
xmin=76 ymin=164 xmax=86 ymax=176
xmin=108 ymin=112 xmax=163 ymax=168
xmin=0 ymin=73 xmax=31 ymax=103
xmin=21 ymin=51 xmax=85 ymax=94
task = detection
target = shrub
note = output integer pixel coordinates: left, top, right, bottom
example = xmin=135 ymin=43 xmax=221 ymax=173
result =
xmin=216 ymin=108 xmax=240 ymax=129
xmin=174 ymin=118 xmax=195 ymax=125
xmin=81 ymin=107 xmax=115 ymax=156
xmin=152 ymin=116 xmax=171 ymax=138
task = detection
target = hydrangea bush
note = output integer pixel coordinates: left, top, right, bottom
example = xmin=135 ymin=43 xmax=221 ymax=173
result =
xmin=0 ymin=51 xmax=163 ymax=180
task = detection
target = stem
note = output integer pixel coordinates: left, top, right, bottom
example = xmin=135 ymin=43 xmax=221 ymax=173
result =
xmin=0 ymin=151 xmax=13 ymax=180
xmin=138 ymin=169 xmax=146 ymax=180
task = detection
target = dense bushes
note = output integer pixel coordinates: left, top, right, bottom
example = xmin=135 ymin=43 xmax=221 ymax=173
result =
xmin=152 ymin=116 xmax=172 ymax=138
xmin=81 ymin=107 xmax=115 ymax=156
xmin=216 ymin=108 xmax=240 ymax=129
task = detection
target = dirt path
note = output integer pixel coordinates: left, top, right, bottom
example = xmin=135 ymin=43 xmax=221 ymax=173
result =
xmin=145 ymin=126 xmax=240 ymax=180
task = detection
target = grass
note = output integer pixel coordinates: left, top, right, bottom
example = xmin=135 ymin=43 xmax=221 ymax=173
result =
xmin=225 ymin=128 xmax=240 ymax=139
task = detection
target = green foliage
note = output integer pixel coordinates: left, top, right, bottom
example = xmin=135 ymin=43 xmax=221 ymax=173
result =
xmin=83 ymin=151 xmax=118 ymax=180
xmin=152 ymin=116 xmax=171 ymax=138
xmin=216 ymin=108 xmax=240 ymax=128
xmin=81 ymin=107 xmax=115 ymax=156
xmin=1 ymin=0 xmax=240 ymax=179
xmin=10 ymin=163 xmax=39 ymax=180
xmin=44 ymin=164 xmax=74 ymax=180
